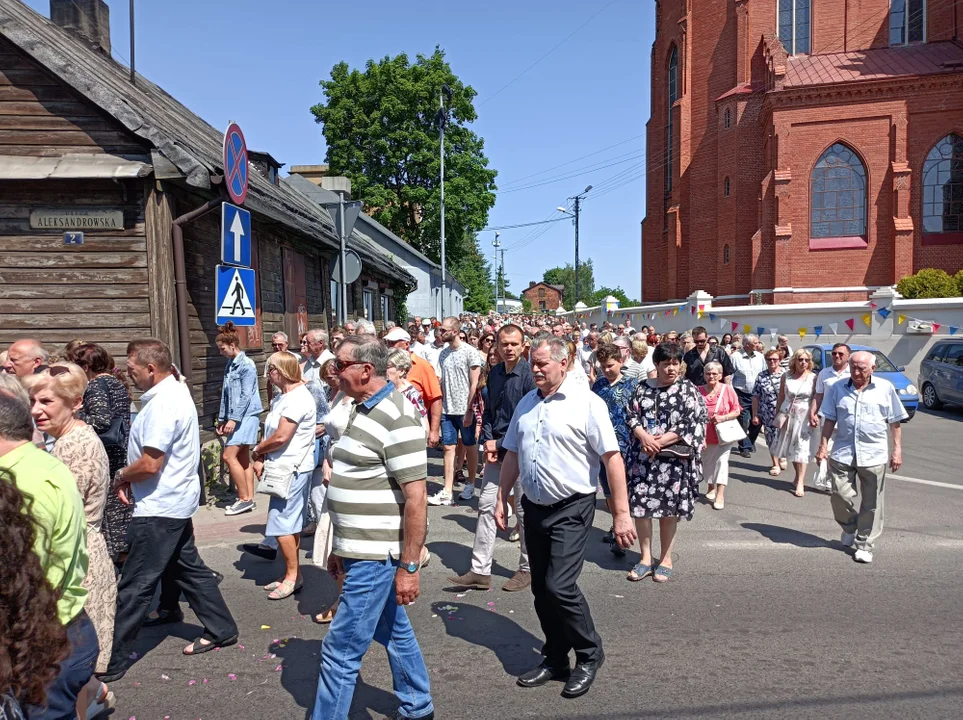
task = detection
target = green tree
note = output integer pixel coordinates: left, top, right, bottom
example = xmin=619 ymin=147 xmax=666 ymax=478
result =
xmin=522 ymin=297 xmax=533 ymax=313
xmin=896 ymin=268 xmax=960 ymax=299
xmin=311 ymin=48 xmax=497 ymax=278
xmin=591 ymin=286 xmax=640 ymax=308
xmin=453 ymin=235 xmax=495 ymax=313
xmin=543 ymin=260 xmax=596 ymax=308
xmin=956 ymin=269 xmax=963 ymax=296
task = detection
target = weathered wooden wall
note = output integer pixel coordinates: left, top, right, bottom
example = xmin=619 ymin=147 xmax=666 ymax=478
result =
xmin=0 ymin=179 xmax=149 ymax=362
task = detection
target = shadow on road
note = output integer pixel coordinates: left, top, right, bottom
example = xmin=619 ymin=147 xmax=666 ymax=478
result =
xmin=919 ymin=405 xmax=963 ymax=423
xmin=741 ymin=522 xmax=838 ymax=550
xmin=430 ymin=601 xmax=542 ymax=676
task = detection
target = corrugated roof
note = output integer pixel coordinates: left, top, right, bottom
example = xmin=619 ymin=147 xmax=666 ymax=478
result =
xmin=0 ymin=0 xmax=413 ymax=285
xmin=783 ymin=41 xmax=963 ymax=88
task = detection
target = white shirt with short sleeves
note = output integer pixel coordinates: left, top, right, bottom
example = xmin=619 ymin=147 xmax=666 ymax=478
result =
xmin=128 ymin=374 xmax=200 ymax=519
xmin=815 ymin=365 xmax=850 ymax=395
xmin=263 ymin=384 xmax=317 ymax=471
xmin=503 ymin=376 xmax=620 ymax=505
xmin=820 ymin=376 xmax=907 ymax=467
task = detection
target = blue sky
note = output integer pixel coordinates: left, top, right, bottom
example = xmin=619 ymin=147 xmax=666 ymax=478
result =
xmin=26 ymin=0 xmax=651 ymax=300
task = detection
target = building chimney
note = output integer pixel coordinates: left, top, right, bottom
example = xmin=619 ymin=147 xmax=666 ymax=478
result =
xmin=50 ymin=0 xmax=111 ymax=56
xmin=528 ymin=281 xmax=536 ymax=288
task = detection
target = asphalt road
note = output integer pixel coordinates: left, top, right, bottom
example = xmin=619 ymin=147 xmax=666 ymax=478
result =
xmin=105 ymin=414 xmax=963 ymax=720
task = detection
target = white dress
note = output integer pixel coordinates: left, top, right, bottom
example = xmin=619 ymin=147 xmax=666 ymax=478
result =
xmin=773 ymin=373 xmax=816 ymax=464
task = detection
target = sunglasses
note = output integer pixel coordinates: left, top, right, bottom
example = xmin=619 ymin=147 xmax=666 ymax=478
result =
xmin=334 ymin=359 xmax=368 ymax=372
xmin=271 ymin=343 xmax=286 ymax=349
xmin=266 ymin=365 xmax=278 ymax=373
xmin=831 ymin=352 xmax=847 ymax=357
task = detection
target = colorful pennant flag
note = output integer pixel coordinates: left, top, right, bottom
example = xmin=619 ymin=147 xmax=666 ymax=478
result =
xmin=720 ymin=317 xmax=727 ymax=329
xmin=814 ymin=325 xmax=822 ymax=338
xmin=950 ymin=326 xmax=959 ymax=336
xmin=769 ymin=328 xmax=778 ymax=340
xmin=870 ymin=302 xmax=878 ymax=309
xmin=897 ymin=314 xmax=906 ymax=325
xmin=933 ymin=323 xmax=942 ymax=332
xmin=829 ymin=322 xmax=838 ymax=335
xmin=743 ymin=324 xmax=752 ymax=334
xmin=697 ymin=309 xmax=704 ymax=319
xmin=731 ymin=321 xmax=739 ymax=332
xmin=861 ymin=313 xmax=872 ymax=327
xmin=798 ymin=328 xmax=807 ymax=340
xmin=756 ymin=327 xmax=765 ymax=337
xmin=672 ymin=308 xmax=679 ymax=316
xmin=845 ymin=318 xmax=855 ymax=332
xmin=690 ymin=305 xmax=696 ymax=316
xmin=877 ymin=307 xmax=891 ymax=320
xmin=709 ymin=313 xmax=717 ymax=322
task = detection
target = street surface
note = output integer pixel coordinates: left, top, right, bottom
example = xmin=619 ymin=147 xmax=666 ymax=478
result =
xmin=108 ymin=406 xmax=963 ymax=719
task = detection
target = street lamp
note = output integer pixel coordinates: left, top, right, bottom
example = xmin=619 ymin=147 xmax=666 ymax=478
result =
xmin=557 ymin=184 xmax=592 ymax=305
xmin=493 ymin=231 xmax=501 ymax=312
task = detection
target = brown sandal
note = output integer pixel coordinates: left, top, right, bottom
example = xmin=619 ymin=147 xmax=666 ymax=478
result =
xmin=314 ymin=603 xmax=339 ymax=624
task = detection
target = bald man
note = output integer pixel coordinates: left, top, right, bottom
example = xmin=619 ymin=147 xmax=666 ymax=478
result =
xmin=4 ymin=339 xmax=48 ymax=378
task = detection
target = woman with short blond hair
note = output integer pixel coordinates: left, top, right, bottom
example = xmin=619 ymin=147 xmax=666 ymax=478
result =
xmin=774 ymin=348 xmax=817 ymax=497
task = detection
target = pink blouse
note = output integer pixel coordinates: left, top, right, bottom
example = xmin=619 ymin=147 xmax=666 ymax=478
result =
xmin=699 ymin=383 xmax=740 ymax=446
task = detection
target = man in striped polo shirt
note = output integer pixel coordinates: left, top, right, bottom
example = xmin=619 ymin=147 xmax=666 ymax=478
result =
xmin=312 ymin=336 xmax=433 ymax=720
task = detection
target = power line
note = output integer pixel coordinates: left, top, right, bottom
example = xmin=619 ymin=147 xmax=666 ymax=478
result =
xmin=482 ymin=217 xmax=569 ymax=231
xmin=478 ymin=0 xmax=622 ymax=106
xmin=495 ymin=152 xmax=646 ymax=194
xmin=68 ymin=0 xmax=132 ymax=67
xmin=498 ymin=133 xmax=645 ymax=187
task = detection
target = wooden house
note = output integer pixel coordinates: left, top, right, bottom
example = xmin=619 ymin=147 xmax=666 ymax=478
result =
xmin=0 ymin=0 xmax=414 ymax=431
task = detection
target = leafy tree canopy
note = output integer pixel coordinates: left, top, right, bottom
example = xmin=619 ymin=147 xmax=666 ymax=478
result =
xmin=591 ymin=286 xmax=640 ymax=308
xmin=543 ymin=260 xmax=596 ymax=309
xmin=452 ymin=235 xmax=494 ymax=313
xmin=311 ymin=48 xmax=498 ymax=280
xmin=896 ymin=268 xmax=961 ymax=299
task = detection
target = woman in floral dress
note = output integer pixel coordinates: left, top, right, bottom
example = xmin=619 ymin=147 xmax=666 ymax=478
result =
xmin=751 ymin=348 xmax=787 ymax=477
xmin=625 ymin=342 xmax=707 ymax=583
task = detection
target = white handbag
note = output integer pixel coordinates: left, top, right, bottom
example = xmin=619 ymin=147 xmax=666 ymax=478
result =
xmin=715 ymin=419 xmax=747 ymax=444
xmin=256 ymin=462 xmax=296 ymax=499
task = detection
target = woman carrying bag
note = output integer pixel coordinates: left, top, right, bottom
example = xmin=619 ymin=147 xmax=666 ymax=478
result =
xmin=251 ymin=351 xmax=317 ymax=600
xmin=698 ymin=360 xmax=744 ymax=510
xmin=773 ymin=349 xmax=817 ymax=498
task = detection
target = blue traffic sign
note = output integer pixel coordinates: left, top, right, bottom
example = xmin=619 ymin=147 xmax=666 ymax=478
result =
xmin=215 ymin=265 xmax=257 ymax=326
xmin=223 ymin=122 xmax=249 ymax=205
xmin=221 ymin=203 xmax=251 ymax=267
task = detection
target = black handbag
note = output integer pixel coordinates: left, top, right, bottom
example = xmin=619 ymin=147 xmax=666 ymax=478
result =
xmin=652 ymin=382 xmax=693 ymax=461
xmin=94 ymin=378 xmax=127 ymax=449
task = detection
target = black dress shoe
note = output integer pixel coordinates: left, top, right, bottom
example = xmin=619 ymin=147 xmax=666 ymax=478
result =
xmin=242 ymin=543 xmax=277 ymax=561
xmin=143 ymin=608 xmax=184 ymax=627
xmin=516 ymin=662 xmax=571 ymax=688
xmin=96 ymin=667 xmax=127 ymax=683
xmin=561 ymin=653 xmax=604 ymax=698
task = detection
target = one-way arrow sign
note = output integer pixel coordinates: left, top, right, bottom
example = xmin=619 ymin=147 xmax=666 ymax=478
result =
xmin=221 ymin=203 xmax=251 ymax=267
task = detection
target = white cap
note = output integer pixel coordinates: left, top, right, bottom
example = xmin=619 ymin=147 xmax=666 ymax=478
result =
xmin=384 ymin=327 xmax=411 ymax=342
xmin=421 ymin=318 xmax=432 ymax=326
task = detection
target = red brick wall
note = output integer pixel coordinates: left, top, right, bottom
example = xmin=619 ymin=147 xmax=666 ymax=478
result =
xmin=522 ymin=284 xmax=562 ymax=311
xmin=641 ymin=0 xmax=963 ymax=306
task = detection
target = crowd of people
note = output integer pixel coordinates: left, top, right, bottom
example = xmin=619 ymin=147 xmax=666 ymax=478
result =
xmin=0 ymin=310 xmax=906 ymax=718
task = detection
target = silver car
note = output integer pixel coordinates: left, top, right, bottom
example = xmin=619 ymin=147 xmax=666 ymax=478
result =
xmin=918 ymin=340 xmax=963 ymax=411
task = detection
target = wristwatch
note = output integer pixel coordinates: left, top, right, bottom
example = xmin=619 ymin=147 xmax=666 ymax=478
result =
xmin=400 ymin=560 xmax=419 ymax=574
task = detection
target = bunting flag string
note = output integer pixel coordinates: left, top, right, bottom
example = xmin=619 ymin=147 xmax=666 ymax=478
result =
xmin=814 ymin=325 xmax=823 ymax=338
xmin=845 ymin=318 xmax=855 ymax=332
xmin=798 ymin=328 xmax=807 ymax=340
xmin=861 ymin=313 xmax=873 ymax=327
xmin=877 ymin=307 xmax=891 ymax=320
xmin=829 ymin=322 xmax=838 ymax=335
xmin=897 ymin=314 xmax=906 ymax=325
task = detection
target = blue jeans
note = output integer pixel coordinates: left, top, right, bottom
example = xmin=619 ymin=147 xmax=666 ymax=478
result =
xmin=28 ymin=610 xmax=98 ymax=720
xmin=312 ymin=556 xmax=433 ymax=720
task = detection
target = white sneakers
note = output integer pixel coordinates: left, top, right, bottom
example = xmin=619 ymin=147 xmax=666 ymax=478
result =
xmin=840 ymin=532 xmax=856 ymax=548
xmin=854 ymin=549 xmax=873 ymax=563
xmin=842 ymin=533 xmax=872 ymax=563
xmin=427 ymin=490 xmax=453 ymax=506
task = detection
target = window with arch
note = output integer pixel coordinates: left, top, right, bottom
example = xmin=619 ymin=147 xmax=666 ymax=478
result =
xmin=810 ymin=143 xmax=867 ymax=248
xmin=890 ymin=0 xmax=925 ymax=46
xmin=724 ymin=176 xmax=731 ymax=197
xmin=724 ymin=107 xmax=731 ymax=129
xmin=922 ymin=133 xmax=963 ymax=243
xmin=778 ymin=0 xmax=811 ymax=55
xmin=665 ymin=46 xmax=679 ymax=198
xmin=724 ymin=244 xmax=730 ymax=264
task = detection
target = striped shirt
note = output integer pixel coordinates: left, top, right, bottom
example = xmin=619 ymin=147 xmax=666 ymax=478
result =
xmin=327 ymin=382 xmax=428 ymax=560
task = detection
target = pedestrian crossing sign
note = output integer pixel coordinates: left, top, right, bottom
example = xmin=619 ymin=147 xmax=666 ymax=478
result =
xmin=215 ymin=264 xmax=257 ymax=326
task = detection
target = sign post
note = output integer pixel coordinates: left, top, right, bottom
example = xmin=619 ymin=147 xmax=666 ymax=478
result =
xmin=220 ymin=203 xmax=251 ymax=267
xmin=223 ymin=122 xmax=249 ymax=206
xmin=218 ymin=123 xmax=255 ymax=331
xmin=215 ymin=265 xmax=257 ymax=326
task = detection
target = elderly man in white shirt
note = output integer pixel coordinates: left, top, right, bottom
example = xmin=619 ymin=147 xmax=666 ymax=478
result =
xmin=816 ymin=350 xmax=906 ymax=564
xmin=495 ymin=334 xmax=635 ymax=699
xmin=730 ymin=335 xmax=766 ymax=457
xmin=100 ymin=339 xmax=237 ymax=682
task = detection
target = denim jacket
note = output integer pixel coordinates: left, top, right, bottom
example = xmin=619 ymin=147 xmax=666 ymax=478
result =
xmin=218 ymin=352 xmax=263 ymax=422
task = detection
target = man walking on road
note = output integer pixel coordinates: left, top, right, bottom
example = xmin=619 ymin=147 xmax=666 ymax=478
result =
xmin=449 ymin=324 xmax=535 ymax=593
xmin=99 ymin=340 xmax=238 ymax=681
xmin=730 ymin=335 xmax=765 ymax=458
xmin=816 ymin=350 xmax=906 ymax=564
xmin=314 ymin=336 xmax=433 ymax=720
xmin=428 ymin=317 xmax=481 ymax=506
xmin=496 ymin=335 xmax=636 ymax=698
xmin=810 ymin=343 xmax=851 ymax=490
xmin=682 ymin=326 xmax=733 ymax=387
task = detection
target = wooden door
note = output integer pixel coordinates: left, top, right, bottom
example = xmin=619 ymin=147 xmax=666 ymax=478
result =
xmin=282 ymin=247 xmax=308 ymax=343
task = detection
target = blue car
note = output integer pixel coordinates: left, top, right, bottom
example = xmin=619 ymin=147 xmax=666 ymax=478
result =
xmin=804 ymin=344 xmax=918 ymax=420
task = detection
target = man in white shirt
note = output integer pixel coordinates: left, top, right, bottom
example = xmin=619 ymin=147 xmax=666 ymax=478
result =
xmin=729 ymin=335 xmax=766 ymax=458
xmin=422 ymin=328 xmax=446 ymax=378
xmin=495 ymin=334 xmax=635 ymax=699
xmin=810 ymin=343 xmax=851 ymax=490
xmin=100 ymin=339 xmax=237 ymax=682
xmin=816 ymin=351 xmax=906 ymax=564
xmin=266 ymin=332 xmax=301 ymax=403
xmin=578 ymin=331 xmax=599 ymax=382
xmin=301 ymin=328 xmax=335 ymax=385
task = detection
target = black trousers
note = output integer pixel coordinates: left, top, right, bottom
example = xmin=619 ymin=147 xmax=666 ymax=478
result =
xmin=522 ymin=493 xmax=602 ymax=667
xmin=735 ymin=388 xmax=761 ymax=452
xmin=105 ymin=517 xmax=237 ymax=676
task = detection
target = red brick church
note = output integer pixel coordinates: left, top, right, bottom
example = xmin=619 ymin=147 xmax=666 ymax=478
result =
xmin=641 ymin=0 xmax=963 ymax=305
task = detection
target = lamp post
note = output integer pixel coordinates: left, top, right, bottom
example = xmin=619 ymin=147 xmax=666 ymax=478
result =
xmin=557 ymin=184 xmax=592 ymax=306
xmin=436 ymin=84 xmax=453 ymax=319
xmin=492 ymin=231 xmax=501 ymax=312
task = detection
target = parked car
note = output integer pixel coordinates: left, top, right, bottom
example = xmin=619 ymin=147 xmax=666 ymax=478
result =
xmin=918 ymin=339 xmax=963 ymax=411
xmin=805 ymin=344 xmax=918 ymax=420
